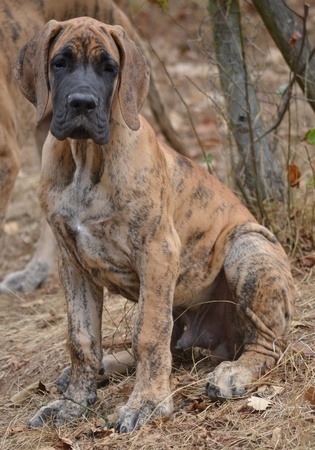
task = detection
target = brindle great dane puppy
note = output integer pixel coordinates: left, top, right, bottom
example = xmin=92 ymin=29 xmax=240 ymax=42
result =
xmin=15 ymin=17 xmax=295 ymax=433
xmin=0 ymin=0 xmax=183 ymax=294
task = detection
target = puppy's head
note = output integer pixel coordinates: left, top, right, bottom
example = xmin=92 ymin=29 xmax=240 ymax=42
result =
xmin=14 ymin=17 xmax=150 ymax=144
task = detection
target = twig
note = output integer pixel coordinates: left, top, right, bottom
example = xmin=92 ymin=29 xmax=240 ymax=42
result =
xmin=62 ymin=395 xmax=111 ymax=425
xmin=281 ymin=0 xmax=305 ymax=21
xmin=148 ymin=44 xmax=212 ymax=173
xmin=254 ymin=2 xmax=309 ymax=145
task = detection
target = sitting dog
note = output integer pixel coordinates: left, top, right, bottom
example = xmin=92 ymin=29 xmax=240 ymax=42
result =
xmin=14 ymin=17 xmax=295 ymax=433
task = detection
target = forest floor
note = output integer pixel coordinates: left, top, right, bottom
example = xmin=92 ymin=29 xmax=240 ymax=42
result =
xmin=1 ymin=1 xmax=315 ymax=449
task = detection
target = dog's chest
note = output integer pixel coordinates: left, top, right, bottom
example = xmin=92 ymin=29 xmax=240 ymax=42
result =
xmin=46 ymin=181 xmax=140 ymax=300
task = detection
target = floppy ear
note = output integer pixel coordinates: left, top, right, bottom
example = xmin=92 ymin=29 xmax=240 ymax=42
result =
xmin=109 ymin=26 xmax=150 ymax=131
xmin=14 ymin=20 xmax=63 ymax=122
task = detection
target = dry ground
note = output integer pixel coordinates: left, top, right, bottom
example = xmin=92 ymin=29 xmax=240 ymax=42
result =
xmin=1 ymin=1 xmax=315 ymax=449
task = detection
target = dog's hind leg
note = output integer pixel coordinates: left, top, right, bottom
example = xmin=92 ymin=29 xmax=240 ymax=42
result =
xmin=0 ymin=128 xmax=20 ymax=250
xmin=0 ymin=115 xmax=55 ymax=294
xmin=55 ymin=350 xmax=135 ymax=393
xmin=205 ymin=228 xmax=295 ymax=400
xmin=0 ymin=219 xmax=56 ymax=294
xmin=98 ymin=350 xmax=135 ymax=380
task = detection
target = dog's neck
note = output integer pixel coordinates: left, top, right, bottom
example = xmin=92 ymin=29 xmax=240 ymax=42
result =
xmin=68 ymin=127 xmax=141 ymax=178
xmin=41 ymin=111 xmax=144 ymax=197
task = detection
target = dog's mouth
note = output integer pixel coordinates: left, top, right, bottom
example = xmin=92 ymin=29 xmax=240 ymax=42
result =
xmin=69 ymin=125 xmax=92 ymax=141
xmin=51 ymin=114 xmax=110 ymax=145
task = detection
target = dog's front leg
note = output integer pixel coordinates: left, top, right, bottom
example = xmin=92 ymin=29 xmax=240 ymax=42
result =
xmin=116 ymin=239 xmax=180 ymax=433
xmin=29 ymin=252 xmax=103 ymax=427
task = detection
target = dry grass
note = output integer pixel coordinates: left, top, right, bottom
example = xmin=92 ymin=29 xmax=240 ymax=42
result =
xmin=0 ymin=273 xmax=314 ymax=450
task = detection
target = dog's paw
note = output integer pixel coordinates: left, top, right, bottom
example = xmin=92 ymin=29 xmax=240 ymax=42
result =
xmin=28 ymin=387 xmax=97 ymax=428
xmin=205 ymin=361 xmax=250 ymax=401
xmin=115 ymin=398 xmax=173 ymax=433
xmin=0 ymin=270 xmax=29 ymax=294
xmin=28 ymin=398 xmax=87 ymax=427
xmin=0 ymin=261 xmax=49 ymax=294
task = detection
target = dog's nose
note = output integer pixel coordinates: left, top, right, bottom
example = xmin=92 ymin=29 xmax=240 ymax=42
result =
xmin=68 ymin=93 xmax=98 ymax=113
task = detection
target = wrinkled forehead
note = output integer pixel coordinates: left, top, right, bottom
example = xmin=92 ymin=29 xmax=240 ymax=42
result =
xmin=50 ymin=19 xmax=121 ymax=63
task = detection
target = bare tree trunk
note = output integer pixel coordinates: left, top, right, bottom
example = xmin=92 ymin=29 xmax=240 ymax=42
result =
xmin=252 ymin=0 xmax=315 ymax=114
xmin=208 ymin=0 xmax=284 ymax=203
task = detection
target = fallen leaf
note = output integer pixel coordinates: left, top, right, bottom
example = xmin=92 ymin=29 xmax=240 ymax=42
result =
xmin=57 ymin=436 xmax=73 ymax=450
xmin=247 ymin=396 xmax=272 ymax=411
xmin=173 ymin=374 xmax=196 ymax=388
xmin=95 ymin=417 xmax=107 ymax=428
xmin=257 ymin=385 xmax=284 ymax=399
xmin=257 ymin=384 xmax=268 ymax=394
xmin=269 ymin=386 xmax=284 ymax=398
xmin=151 ymin=416 xmax=170 ymax=427
xmin=289 ymin=30 xmax=302 ymax=49
xmin=301 ymin=253 xmax=315 ymax=267
xmin=107 ymin=412 xmax=118 ymax=423
xmin=304 ymin=386 xmax=315 ymax=406
xmin=8 ymin=426 xmax=27 ymax=436
xmin=91 ymin=428 xmax=113 ymax=438
xmin=37 ymin=381 xmax=50 ymax=394
xmin=288 ymin=164 xmax=301 ymax=188
xmin=186 ymin=397 xmax=207 ymax=413
xmin=8 ymin=381 xmax=49 ymax=406
xmin=118 ymin=384 xmax=133 ymax=397
xmin=67 ymin=423 xmax=90 ymax=440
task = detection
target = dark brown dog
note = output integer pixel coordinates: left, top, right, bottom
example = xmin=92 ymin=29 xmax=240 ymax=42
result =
xmin=15 ymin=17 xmax=295 ymax=433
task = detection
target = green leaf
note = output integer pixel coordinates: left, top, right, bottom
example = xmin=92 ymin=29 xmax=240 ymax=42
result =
xmin=306 ymin=176 xmax=315 ymax=188
xmin=304 ymin=128 xmax=315 ymax=146
xmin=277 ymin=83 xmax=289 ymax=95
xmin=201 ymin=154 xmax=213 ymax=164
xmin=150 ymin=0 xmax=168 ymax=8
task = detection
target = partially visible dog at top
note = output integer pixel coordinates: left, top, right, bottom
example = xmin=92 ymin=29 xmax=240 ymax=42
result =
xmin=14 ymin=16 xmax=295 ymax=433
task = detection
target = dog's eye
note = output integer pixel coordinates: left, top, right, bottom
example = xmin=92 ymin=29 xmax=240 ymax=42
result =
xmin=52 ymin=58 xmax=67 ymax=70
xmin=102 ymin=64 xmax=117 ymax=75
xmin=99 ymin=57 xmax=118 ymax=75
xmin=103 ymin=65 xmax=114 ymax=73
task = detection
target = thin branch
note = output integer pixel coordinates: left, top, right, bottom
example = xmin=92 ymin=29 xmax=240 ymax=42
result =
xmin=281 ymin=0 xmax=305 ymax=21
xmin=254 ymin=2 xmax=309 ymax=145
xmin=148 ymin=43 xmax=213 ymax=173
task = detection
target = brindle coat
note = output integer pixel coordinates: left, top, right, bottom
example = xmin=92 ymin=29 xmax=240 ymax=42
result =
xmin=0 ymin=0 xmax=179 ymax=294
xmin=15 ymin=17 xmax=295 ymax=433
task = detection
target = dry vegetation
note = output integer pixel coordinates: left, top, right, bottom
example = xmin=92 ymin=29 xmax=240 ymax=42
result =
xmin=1 ymin=1 xmax=315 ymax=449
